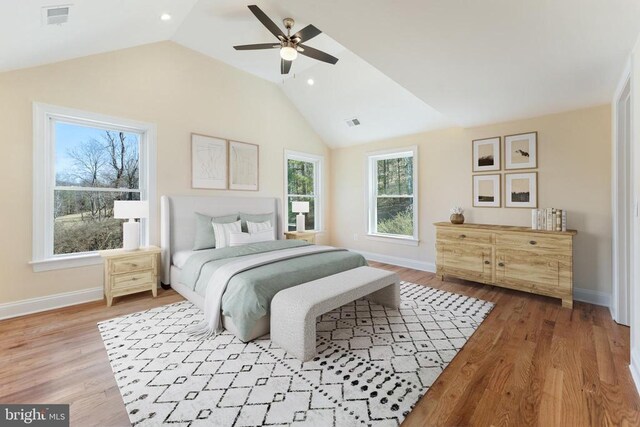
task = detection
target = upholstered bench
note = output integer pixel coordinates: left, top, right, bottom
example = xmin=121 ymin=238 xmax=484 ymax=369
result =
xmin=270 ymin=266 xmax=400 ymax=361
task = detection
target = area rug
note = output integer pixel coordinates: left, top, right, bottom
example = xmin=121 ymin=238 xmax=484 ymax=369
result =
xmin=98 ymin=282 xmax=494 ymax=426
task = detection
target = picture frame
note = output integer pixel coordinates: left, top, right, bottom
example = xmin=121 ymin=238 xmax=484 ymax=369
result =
xmin=473 ymin=174 xmax=501 ymax=208
xmin=504 ymin=131 xmax=537 ymax=169
xmin=472 ymin=137 xmax=501 ymax=172
xmin=191 ymin=134 xmax=228 ymax=189
xmin=505 ymin=172 xmax=538 ymax=208
xmin=229 ymin=140 xmax=259 ymax=191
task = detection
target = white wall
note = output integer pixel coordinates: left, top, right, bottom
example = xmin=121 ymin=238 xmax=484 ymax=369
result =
xmin=0 ymin=41 xmax=330 ymax=310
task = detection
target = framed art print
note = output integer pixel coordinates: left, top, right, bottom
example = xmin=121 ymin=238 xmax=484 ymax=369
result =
xmin=505 ymin=172 xmax=538 ymax=208
xmin=505 ymin=132 xmax=537 ymax=169
xmin=229 ymin=140 xmax=259 ymax=191
xmin=191 ymin=134 xmax=227 ymax=189
xmin=473 ymin=174 xmax=501 ymax=207
xmin=472 ymin=137 xmax=501 ymax=172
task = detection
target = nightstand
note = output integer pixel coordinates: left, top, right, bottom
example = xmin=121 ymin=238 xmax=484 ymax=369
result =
xmin=284 ymin=231 xmax=317 ymax=244
xmin=100 ymin=246 xmax=161 ymax=306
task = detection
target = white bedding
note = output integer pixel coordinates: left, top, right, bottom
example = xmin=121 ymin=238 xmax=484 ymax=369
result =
xmin=173 ymin=250 xmax=196 ymax=269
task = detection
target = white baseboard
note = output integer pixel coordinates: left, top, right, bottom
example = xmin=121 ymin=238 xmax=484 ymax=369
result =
xmin=573 ymin=287 xmax=611 ymax=307
xmin=631 ymin=349 xmax=640 ymax=395
xmin=350 ymin=248 xmax=611 ymax=308
xmin=0 ymin=287 xmax=103 ymax=321
xmin=349 ymin=249 xmax=435 ymax=272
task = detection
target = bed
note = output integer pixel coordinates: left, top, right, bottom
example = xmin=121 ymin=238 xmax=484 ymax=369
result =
xmin=160 ymin=195 xmax=367 ymax=342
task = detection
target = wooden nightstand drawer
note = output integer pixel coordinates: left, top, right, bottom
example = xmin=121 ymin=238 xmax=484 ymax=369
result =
xmin=436 ymin=229 xmax=493 ymax=245
xmin=111 ymin=255 xmax=155 ymax=274
xmin=112 ymin=271 xmax=155 ymax=290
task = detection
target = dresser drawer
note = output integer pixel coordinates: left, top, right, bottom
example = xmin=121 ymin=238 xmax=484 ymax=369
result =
xmin=495 ymin=233 xmax=571 ymax=253
xmin=437 ymin=229 xmax=493 ymax=245
xmin=110 ymin=255 xmax=155 ymax=274
xmin=111 ymin=271 xmax=155 ymax=290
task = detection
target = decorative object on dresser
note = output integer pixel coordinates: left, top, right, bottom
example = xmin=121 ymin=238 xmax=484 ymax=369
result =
xmin=473 ymin=174 xmax=501 ymax=207
xmin=472 ymin=136 xmax=501 ymax=172
xmin=100 ymin=246 xmax=161 ymax=306
xmin=113 ymin=200 xmax=149 ymax=251
xmin=504 ymin=131 xmax=537 ymax=169
xmin=532 ymin=208 xmax=567 ymax=231
xmin=284 ymin=230 xmax=316 ymax=243
xmin=450 ymin=206 xmax=465 ymax=224
xmin=505 ymin=172 xmax=538 ymax=208
xmin=292 ymin=200 xmax=310 ymax=231
xmin=229 ymin=140 xmax=259 ymax=191
xmin=191 ymin=134 xmax=227 ymax=189
xmin=434 ymin=222 xmax=576 ymax=308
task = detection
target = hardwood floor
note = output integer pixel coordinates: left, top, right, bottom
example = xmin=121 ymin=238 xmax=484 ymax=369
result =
xmin=1 ymin=264 xmax=638 ymax=426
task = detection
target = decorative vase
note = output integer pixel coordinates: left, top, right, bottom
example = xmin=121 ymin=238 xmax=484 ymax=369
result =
xmin=450 ymin=213 xmax=465 ymax=224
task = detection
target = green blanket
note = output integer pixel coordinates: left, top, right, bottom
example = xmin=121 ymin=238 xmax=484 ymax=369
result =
xmin=180 ymin=240 xmax=368 ymax=341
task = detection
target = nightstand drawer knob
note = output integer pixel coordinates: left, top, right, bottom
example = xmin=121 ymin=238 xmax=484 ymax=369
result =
xmin=459 ymin=234 xmax=466 ymax=239
xmin=484 ymin=260 xmax=490 ymax=265
xmin=529 ymin=240 xmax=537 ymax=245
xmin=498 ymin=262 xmax=505 ymax=267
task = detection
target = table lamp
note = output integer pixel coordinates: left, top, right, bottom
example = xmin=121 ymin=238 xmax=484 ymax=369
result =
xmin=114 ymin=200 xmax=149 ymax=251
xmin=292 ymin=201 xmax=310 ymax=232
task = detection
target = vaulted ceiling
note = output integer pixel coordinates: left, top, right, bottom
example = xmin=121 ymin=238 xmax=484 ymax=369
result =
xmin=3 ymin=0 xmax=640 ymax=146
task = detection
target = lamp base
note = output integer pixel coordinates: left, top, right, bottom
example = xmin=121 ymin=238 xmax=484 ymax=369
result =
xmin=296 ymin=213 xmax=306 ymax=232
xmin=122 ymin=221 xmax=140 ymax=251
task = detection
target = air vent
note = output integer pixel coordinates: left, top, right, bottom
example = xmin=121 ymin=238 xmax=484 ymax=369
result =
xmin=43 ymin=5 xmax=71 ymax=25
xmin=345 ymin=117 xmax=361 ymax=127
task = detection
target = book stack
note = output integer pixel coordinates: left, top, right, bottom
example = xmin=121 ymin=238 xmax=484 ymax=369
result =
xmin=531 ymin=208 xmax=567 ymax=232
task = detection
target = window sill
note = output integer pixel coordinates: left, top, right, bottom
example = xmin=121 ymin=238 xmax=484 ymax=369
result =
xmin=30 ymin=253 xmax=103 ymax=272
xmin=366 ymin=234 xmax=420 ymax=246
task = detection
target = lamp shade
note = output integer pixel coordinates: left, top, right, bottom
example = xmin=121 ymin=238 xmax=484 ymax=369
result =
xmin=291 ymin=201 xmax=309 ymax=214
xmin=114 ymin=201 xmax=149 ymax=219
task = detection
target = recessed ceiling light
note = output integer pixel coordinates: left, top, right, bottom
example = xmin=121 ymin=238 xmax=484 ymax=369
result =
xmin=160 ymin=13 xmax=172 ymax=21
xmin=307 ymin=78 xmax=314 ymax=86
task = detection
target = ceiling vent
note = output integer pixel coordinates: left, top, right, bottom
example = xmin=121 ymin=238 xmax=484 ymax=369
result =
xmin=42 ymin=5 xmax=71 ymax=25
xmin=345 ymin=117 xmax=361 ymax=128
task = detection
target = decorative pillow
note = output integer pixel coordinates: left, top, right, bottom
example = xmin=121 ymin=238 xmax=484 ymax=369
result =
xmin=228 ymin=228 xmax=275 ymax=247
xmin=193 ymin=212 xmax=239 ymax=250
xmin=211 ymin=220 xmax=242 ymax=249
xmin=247 ymin=220 xmax=272 ymax=234
xmin=239 ymin=212 xmax=273 ymax=232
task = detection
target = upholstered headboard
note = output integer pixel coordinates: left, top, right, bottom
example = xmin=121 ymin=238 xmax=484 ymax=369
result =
xmin=160 ymin=195 xmax=281 ymax=284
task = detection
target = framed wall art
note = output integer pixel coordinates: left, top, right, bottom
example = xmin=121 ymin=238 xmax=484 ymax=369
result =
xmin=229 ymin=140 xmax=259 ymax=191
xmin=472 ymin=137 xmax=501 ymax=172
xmin=505 ymin=172 xmax=538 ymax=208
xmin=505 ymin=132 xmax=537 ymax=169
xmin=473 ymin=174 xmax=501 ymax=208
xmin=191 ymin=134 xmax=227 ymax=189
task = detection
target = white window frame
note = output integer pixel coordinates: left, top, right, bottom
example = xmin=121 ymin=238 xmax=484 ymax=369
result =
xmin=31 ymin=103 xmax=157 ymax=272
xmin=366 ymin=146 xmax=419 ymax=245
xmin=284 ymin=150 xmax=323 ymax=233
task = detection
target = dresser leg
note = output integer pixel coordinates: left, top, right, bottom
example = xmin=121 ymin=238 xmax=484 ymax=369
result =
xmin=152 ymin=285 xmax=158 ymax=298
xmin=562 ymin=298 xmax=573 ymax=309
xmin=107 ymin=296 xmax=113 ymax=307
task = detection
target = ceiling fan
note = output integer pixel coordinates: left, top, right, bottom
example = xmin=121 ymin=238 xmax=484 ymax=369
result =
xmin=233 ymin=5 xmax=339 ymax=75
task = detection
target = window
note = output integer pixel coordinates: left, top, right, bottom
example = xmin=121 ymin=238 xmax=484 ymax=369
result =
xmin=285 ymin=150 xmax=323 ymax=232
xmin=367 ymin=147 xmax=418 ymax=243
xmin=32 ymin=104 xmax=156 ymax=271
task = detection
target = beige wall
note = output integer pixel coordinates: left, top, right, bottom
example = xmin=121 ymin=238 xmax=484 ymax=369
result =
xmin=0 ymin=41 xmax=330 ymax=305
xmin=330 ymin=105 xmax=612 ymax=295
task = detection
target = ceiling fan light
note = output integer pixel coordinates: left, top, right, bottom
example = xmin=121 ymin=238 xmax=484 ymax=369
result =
xmin=280 ymin=46 xmax=298 ymax=61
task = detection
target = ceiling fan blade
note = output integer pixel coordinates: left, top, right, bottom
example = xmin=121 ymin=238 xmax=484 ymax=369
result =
xmin=298 ymin=44 xmax=339 ymax=65
xmin=247 ymin=5 xmax=285 ymax=40
xmin=281 ymin=58 xmax=292 ymax=75
xmin=293 ymin=25 xmax=321 ymax=43
xmin=234 ymin=43 xmax=280 ymax=51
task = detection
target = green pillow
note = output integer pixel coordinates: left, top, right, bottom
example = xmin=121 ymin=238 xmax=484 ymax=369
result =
xmin=193 ymin=212 xmax=239 ymax=250
xmin=239 ymin=212 xmax=273 ymax=232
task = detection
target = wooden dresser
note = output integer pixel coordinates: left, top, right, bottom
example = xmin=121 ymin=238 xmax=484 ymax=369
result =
xmin=434 ymin=222 xmax=577 ymax=308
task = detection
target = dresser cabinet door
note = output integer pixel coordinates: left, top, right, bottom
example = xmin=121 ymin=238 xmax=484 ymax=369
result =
xmin=494 ymin=249 xmax=564 ymax=294
xmin=437 ymin=242 xmax=492 ymax=283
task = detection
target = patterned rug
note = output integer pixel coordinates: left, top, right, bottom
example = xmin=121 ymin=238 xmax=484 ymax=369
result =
xmin=98 ymin=282 xmax=494 ymax=426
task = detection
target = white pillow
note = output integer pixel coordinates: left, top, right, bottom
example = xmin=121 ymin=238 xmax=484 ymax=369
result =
xmin=211 ymin=220 xmax=242 ymax=249
xmin=247 ymin=220 xmax=272 ymax=234
xmin=228 ymin=228 xmax=275 ymax=247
